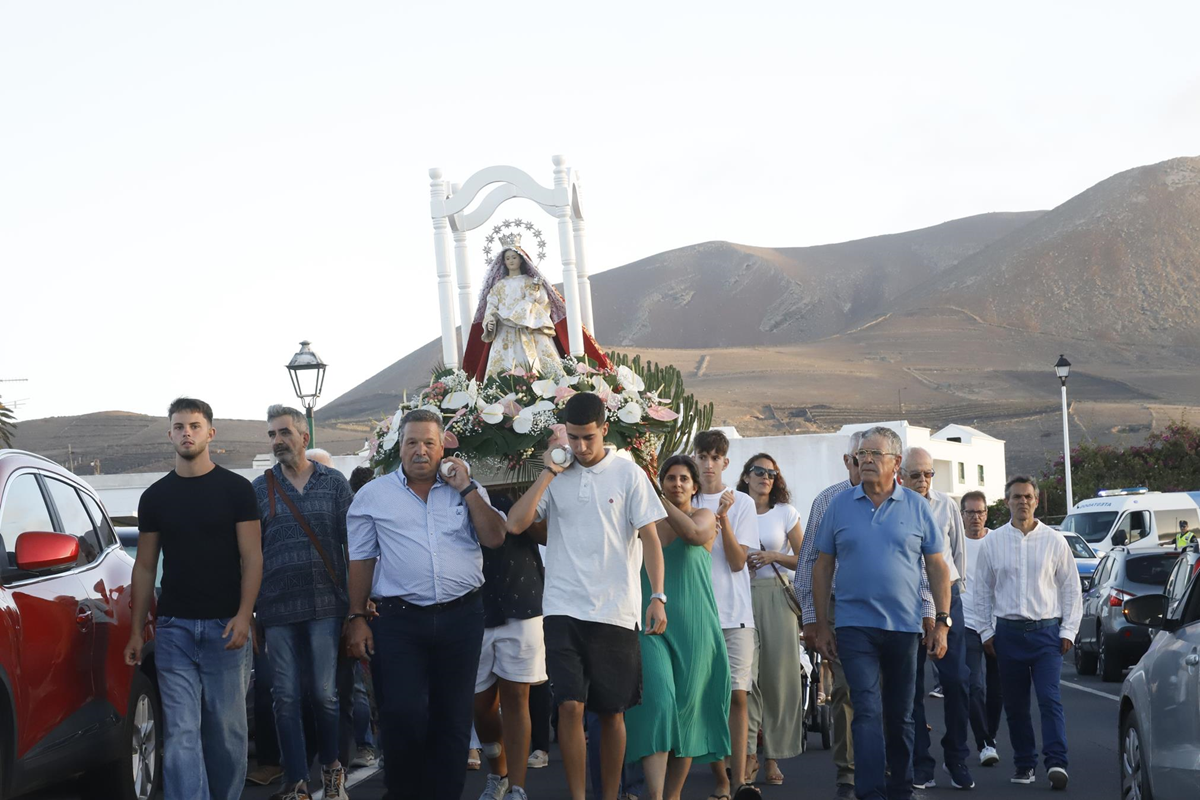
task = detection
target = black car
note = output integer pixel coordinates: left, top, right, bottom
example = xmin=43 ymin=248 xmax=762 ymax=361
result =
xmin=1075 ymin=547 xmax=1178 ymax=681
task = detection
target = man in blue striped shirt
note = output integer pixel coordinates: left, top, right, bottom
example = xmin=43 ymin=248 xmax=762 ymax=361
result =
xmin=345 ymin=409 xmax=507 ymax=800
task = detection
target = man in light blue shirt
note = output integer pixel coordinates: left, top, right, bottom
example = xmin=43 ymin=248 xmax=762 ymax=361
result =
xmin=345 ymin=409 xmax=506 ymax=800
xmin=812 ymin=426 xmax=952 ymax=800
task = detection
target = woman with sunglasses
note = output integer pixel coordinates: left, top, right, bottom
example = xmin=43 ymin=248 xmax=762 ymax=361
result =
xmin=737 ymin=454 xmax=806 ymax=786
xmin=625 ymin=454 xmax=732 ymax=800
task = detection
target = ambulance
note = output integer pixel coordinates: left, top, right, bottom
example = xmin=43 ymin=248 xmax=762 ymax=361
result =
xmin=1059 ymin=488 xmax=1200 ymax=554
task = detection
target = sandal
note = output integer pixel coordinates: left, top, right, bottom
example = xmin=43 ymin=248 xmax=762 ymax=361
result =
xmin=466 ymin=748 xmax=481 ymax=770
xmin=705 ymin=795 xmax=731 ymax=800
xmin=745 ymin=756 xmax=760 ymax=784
xmin=733 ymin=784 xmax=762 ymax=800
xmin=765 ymin=766 xmax=784 ymax=785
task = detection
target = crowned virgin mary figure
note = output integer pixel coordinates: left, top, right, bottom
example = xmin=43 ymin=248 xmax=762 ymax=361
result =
xmin=461 ymin=234 xmax=611 ymax=381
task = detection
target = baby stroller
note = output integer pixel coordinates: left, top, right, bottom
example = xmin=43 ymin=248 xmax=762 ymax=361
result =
xmin=799 ymin=642 xmax=831 ymax=751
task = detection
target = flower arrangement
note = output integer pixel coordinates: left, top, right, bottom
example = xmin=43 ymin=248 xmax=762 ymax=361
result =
xmin=369 ymin=357 xmax=682 ymax=480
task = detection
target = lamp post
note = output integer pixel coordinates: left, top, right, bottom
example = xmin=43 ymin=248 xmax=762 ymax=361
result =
xmin=286 ymin=340 xmax=327 ymax=447
xmin=1055 ymin=354 xmax=1073 ymax=512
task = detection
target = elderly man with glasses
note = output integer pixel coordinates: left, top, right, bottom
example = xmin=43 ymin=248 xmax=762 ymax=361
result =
xmin=812 ymin=428 xmax=952 ymax=800
xmin=901 ymin=447 xmax=973 ymax=791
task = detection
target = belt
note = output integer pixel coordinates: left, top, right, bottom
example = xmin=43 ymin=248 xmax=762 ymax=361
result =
xmin=379 ymin=587 xmax=481 ymax=614
xmin=996 ymin=617 xmax=1060 ymax=632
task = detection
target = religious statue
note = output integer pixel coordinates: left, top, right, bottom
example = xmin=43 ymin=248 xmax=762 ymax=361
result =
xmin=462 ymin=234 xmax=610 ymax=380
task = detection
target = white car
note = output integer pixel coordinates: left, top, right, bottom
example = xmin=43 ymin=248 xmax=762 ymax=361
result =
xmin=1119 ymin=568 xmax=1200 ymax=797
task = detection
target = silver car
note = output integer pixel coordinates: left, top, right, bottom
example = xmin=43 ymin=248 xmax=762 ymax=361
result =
xmin=1120 ymin=568 xmax=1200 ymax=798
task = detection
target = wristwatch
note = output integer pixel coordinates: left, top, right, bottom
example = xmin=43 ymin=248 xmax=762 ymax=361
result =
xmin=460 ymin=481 xmax=479 ymax=499
xmin=650 ymin=592 xmax=668 ymax=606
xmin=935 ymin=612 xmax=952 ymax=628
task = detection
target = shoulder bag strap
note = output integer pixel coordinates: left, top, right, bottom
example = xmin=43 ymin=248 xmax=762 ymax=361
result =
xmin=266 ymin=469 xmax=342 ymax=589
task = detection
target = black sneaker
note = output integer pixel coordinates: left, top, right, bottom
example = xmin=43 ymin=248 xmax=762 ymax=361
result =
xmin=1047 ymin=766 xmax=1069 ymax=790
xmin=1010 ymin=768 xmax=1036 ymax=785
xmin=943 ymin=762 xmax=975 ymax=790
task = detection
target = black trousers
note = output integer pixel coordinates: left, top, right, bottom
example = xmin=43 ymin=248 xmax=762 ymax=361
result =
xmin=529 ymin=680 xmax=553 ymax=752
xmin=965 ymin=627 xmax=1004 ymax=750
xmin=370 ymin=595 xmax=484 ymax=800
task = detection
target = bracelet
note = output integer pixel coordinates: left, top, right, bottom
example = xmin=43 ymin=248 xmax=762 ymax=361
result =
xmin=347 ymin=612 xmax=368 ymax=623
xmin=460 ymin=481 xmax=479 ymax=499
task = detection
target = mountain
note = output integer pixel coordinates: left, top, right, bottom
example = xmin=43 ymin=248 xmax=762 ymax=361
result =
xmin=590 ymin=212 xmax=1043 ymax=348
xmin=899 ymin=156 xmax=1200 ymax=344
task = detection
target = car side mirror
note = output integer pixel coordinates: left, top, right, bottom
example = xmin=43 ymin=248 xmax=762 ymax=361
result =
xmin=1123 ymin=593 xmax=1175 ymax=631
xmin=14 ymin=531 xmax=80 ymax=571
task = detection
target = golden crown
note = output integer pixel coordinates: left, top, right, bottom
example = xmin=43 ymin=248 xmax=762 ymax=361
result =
xmin=499 ymin=232 xmax=522 ymax=249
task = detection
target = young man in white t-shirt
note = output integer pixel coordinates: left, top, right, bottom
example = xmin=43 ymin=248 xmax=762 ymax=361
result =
xmin=693 ymin=429 xmax=761 ymax=800
xmin=507 ymin=392 xmax=667 ymax=800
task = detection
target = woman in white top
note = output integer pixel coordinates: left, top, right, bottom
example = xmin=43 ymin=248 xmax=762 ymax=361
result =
xmin=737 ymin=453 xmax=806 ymax=785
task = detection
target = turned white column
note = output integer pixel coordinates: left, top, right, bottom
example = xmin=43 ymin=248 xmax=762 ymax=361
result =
xmin=552 ymin=155 xmax=584 ymax=357
xmin=429 ymin=168 xmax=459 ymax=368
xmin=449 ymin=181 xmax=474 ymax=356
xmin=571 ymin=215 xmax=595 ymax=337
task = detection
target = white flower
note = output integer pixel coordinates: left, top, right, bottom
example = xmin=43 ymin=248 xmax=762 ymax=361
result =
xmin=590 ymin=375 xmax=608 ymax=392
xmin=531 ymin=379 xmax=558 ymax=399
xmin=382 ymin=426 xmax=400 ymax=450
xmin=441 ymin=378 xmax=479 ymax=409
xmin=530 ymin=400 xmax=555 ymax=413
xmin=419 ymin=403 xmax=442 ymax=416
xmin=513 ymin=407 xmax=535 ymax=434
xmin=559 ymin=374 xmax=582 ymax=387
xmin=616 ymin=365 xmax=645 ymax=393
xmin=617 ymin=401 xmax=643 ymax=424
xmin=480 ymin=403 xmax=504 ymax=425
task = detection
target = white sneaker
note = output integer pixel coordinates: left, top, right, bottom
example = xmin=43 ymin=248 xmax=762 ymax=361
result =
xmin=980 ymin=745 xmax=1000 ymax=767
xmin=350 ymin=746 xmax=377 ymax=768
xmin=323 ymin=765 xmax=350 ymax=800
xmin=1047 ymin=766 xmax=1069 ymax=790
xmin=479 ymin=773 xmax=510 ymax=800
xmin=504 ymin=787 xmax=529 ymax=800
xmin=527 ymin=750 xmax=549 ymax=769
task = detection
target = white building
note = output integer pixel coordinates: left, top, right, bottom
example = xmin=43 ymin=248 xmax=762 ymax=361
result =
xmin=720 ymin=420 xmax=1006 ymax=527
xmin=83 ymin=453 xmax=369 ymax=518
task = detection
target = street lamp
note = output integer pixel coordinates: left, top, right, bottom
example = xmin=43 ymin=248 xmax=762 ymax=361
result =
xmin=1055 ymin=354 xmax=1073 ymax=512
xmin=286 ymin=340 xmax=327 ymax=446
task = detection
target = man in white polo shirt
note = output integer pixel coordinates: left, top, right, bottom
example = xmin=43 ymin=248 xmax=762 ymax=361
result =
xmin=507 ymin=392 xmax=667 ymax=800
xmin=693 ymin=429 xmax=760 ymax=800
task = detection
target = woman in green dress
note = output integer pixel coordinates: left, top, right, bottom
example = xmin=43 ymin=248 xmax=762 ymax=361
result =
xmin=626 ymin=455 xmax=732 ymax=800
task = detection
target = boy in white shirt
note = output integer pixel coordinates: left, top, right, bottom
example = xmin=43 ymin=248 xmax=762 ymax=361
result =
xmin=507 ymin=392 xmax=666 ymax=800
xmin=693 ymin=429 xmax=761 ymax=800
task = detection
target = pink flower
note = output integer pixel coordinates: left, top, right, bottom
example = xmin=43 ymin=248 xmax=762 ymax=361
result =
xmin=554 ymin=386 xmax=578 ymax=403
xmin=504 ymin=367 xmax=527 ymax=377
xmin=547 ymin=423 xmax=569 ymax=449
xmin=443 ymin=431 xmax=460 ymax=449
xmin=646 ymin=405 xmax=679 ymax=421
xmin=502 ymin=396 xmax=524 ymax=418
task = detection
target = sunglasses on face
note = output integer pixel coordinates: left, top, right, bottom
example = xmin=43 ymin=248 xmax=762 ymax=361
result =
xmin=907 ymin=470 xmax=935 ymax=480
xmin=749 ymin=466 xmax=778 ymax=480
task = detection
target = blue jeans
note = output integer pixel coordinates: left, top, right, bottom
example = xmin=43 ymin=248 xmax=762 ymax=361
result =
xmin=370 ymin=593 xmax=484 ymax=800
xmin=994 ymin=621 xmax=1068 ymax=771
xmin=965 ymin=628 xmax=1003 ymax=751
xmin=265 ymin=617 xmax=343 ymax=784
xmin=155 ymin=616 xmax=252 ymax=800
xmin=913 ymin=585 xmax=970 ymax=774
xmin=838 ymin=626 xmax=920 ymax=800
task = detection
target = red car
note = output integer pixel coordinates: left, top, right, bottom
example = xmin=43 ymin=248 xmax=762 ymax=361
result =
xmin=0 ymin=449 xmax=161 ymax=799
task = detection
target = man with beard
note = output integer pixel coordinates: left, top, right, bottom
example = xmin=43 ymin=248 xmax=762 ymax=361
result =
xmin=124 ymin=397 xmax=262 ymax=800
xmin=252 ymin=405 xmax=354 ymax=800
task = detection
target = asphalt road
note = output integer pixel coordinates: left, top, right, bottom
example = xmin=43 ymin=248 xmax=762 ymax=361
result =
xmin=24 ymin=660 xmax=1123 ymax=800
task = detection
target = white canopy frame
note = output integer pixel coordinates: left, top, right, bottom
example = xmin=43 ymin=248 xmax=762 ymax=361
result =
xmin=428 ymin=155 xmax=596 ymax=369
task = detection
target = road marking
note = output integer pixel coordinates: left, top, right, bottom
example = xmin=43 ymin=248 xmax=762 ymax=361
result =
xmin=1062 ymin=680 xmax=1120 ymax=701
xmin=308 ymin=763 xmax=381 ymax=799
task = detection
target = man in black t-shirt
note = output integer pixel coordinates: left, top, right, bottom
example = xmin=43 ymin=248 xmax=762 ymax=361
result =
xmin=472 ymin=494 xmax=547 ymax=800
xmin=124 ymin=397 xmax=263 ymax=800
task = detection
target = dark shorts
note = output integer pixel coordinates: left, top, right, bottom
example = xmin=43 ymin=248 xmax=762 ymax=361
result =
xmin=544 ymin=615 xmax=642 ymax=714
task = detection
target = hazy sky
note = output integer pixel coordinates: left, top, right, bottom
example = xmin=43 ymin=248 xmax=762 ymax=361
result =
xmin=3 ymin=1 xmax=1198 ymax=423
